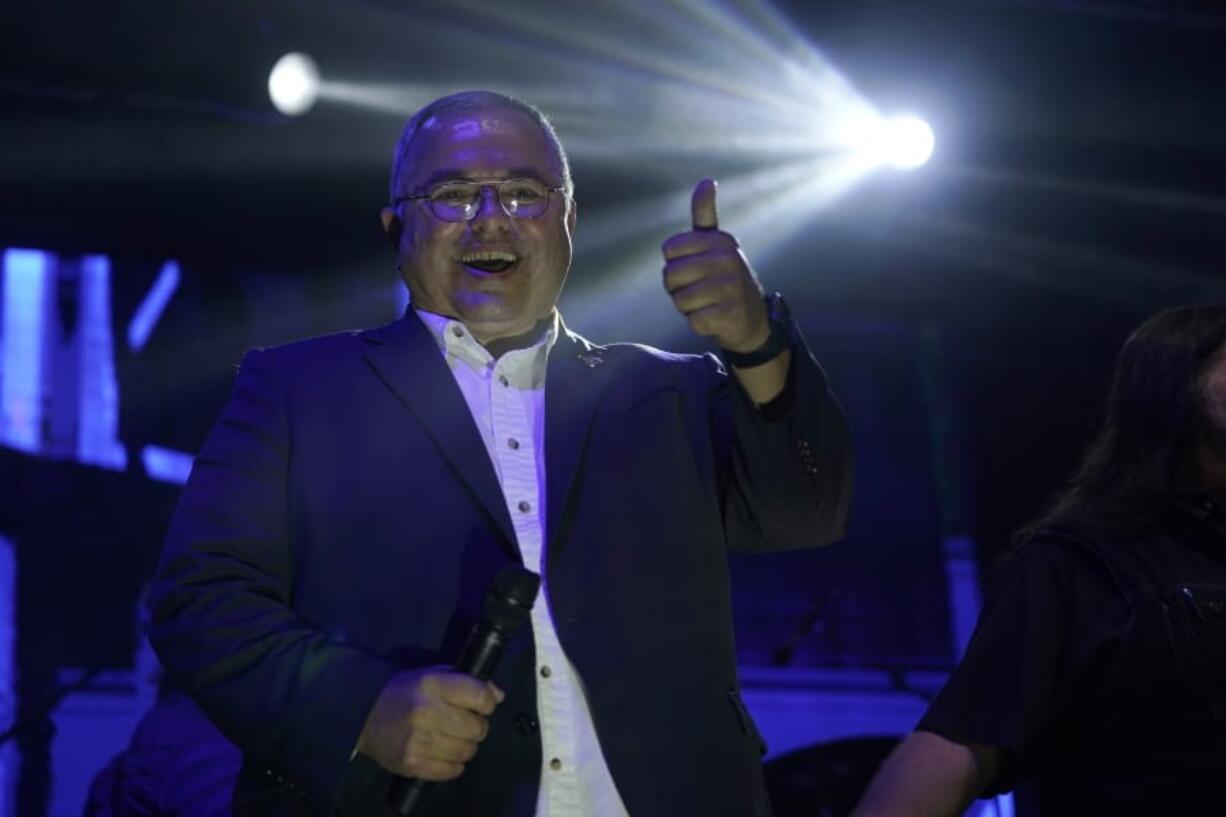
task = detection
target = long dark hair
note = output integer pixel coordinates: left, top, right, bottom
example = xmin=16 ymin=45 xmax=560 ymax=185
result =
xmin=1023 ymin=304 xmax=1226 ymax=537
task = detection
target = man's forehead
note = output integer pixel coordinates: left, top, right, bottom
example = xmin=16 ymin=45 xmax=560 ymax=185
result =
xmin=419 ymin=107 xmax=533 ymax=140
xmin=405 ymin=105 xmax=561 ymax=186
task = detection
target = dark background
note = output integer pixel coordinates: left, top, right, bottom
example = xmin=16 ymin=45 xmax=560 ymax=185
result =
xmin=6 ymin=0 xmax=1225 ymax=693
xmin=2 ymin=0 xmax=1225 ymax=811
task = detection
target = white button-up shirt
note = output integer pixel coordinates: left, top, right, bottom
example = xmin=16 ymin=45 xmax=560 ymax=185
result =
xmin=416 ymin=308 xmax=631 ymax=817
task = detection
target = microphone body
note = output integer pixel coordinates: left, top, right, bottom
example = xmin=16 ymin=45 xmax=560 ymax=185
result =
xmin=454 ymin=622 xmax=511 ymax=681
xmin=386 ymin=567 xmax=539 ymax=815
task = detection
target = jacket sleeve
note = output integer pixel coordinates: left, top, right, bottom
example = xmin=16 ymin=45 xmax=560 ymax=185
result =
xmin=147 ymin=348 xmax=397 ymax=813
xmin=707 ymin=320 xmax=853 ymax=552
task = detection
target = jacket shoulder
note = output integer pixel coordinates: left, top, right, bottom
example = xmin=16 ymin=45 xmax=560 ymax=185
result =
xmin=599 ymin=340 xmax=725 ymax=374
xmin=239 ymin=323 xmax=391 ymax=374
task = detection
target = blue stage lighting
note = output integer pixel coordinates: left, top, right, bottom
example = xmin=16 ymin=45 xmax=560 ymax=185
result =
xmin=128 ymin=260 xmax=180 ymax=352
xmin=142 ymin=444 xmax=194 ymax=485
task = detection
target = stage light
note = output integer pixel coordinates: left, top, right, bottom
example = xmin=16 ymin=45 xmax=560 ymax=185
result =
xmin=876 ymin=113 xmax=934 ymax=170
xmin=128 ymin=260 xmax=180 ymax=352
xmin=268 ymin=52 xmax=320 ymax=116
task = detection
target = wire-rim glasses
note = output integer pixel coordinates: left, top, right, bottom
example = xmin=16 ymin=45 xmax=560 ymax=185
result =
xmin=392 ymin=177 xmax=566 ymax=222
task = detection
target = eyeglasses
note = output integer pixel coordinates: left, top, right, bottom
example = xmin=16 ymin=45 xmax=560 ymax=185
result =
xmin=392 ymin=177 xmax=567 ymax=222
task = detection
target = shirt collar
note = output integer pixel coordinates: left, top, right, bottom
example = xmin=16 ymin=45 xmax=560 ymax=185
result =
xmin=414 ymin=307 xmax=559 ymax=383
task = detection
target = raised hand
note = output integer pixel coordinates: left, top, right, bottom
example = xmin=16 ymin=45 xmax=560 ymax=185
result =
xmin=661 ymin=178 xmax=770 ymax=354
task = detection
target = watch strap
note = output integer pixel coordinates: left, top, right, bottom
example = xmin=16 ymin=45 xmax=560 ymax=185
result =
xmin=720 ymin=293 xmax=793 ymax=368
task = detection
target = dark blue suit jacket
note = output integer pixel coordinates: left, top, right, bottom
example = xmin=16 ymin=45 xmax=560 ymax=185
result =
xmin=149 ymin=310 xmax=852 ymax=816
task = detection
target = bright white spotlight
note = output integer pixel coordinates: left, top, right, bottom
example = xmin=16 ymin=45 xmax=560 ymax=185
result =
xmin=268 ymin=52 xmax=320 ymax=116
xmin=877 ymin=113 xmax=934 ymax=169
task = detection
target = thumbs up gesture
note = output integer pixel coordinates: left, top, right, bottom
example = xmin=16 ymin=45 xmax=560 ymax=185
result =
xmin=662 ymin=179 xmax=770 ymax=353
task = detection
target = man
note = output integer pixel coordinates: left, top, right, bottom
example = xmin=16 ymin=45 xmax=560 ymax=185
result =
xmin=149 ymin=90 xmax=852 ymax=816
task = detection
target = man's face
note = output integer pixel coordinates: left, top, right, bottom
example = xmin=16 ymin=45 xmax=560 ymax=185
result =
xmin=381 ymin=106 xmax=576 ymax=344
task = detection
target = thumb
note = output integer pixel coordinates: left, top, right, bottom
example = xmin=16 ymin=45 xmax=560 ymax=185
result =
xmin=691 ymin=178 xmax=719 ymax=231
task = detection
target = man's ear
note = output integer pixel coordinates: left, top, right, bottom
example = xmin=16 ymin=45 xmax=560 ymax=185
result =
xmin=380 ymin=207 xmax=403 ymax=250
xmin=566 ymin=197 xmax=577 ymax=234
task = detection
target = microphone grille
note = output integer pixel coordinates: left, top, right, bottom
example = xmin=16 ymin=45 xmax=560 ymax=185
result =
xmin=485 ymin=566 xmax=541 ymax=631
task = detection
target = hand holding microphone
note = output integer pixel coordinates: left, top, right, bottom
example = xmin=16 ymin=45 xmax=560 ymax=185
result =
xmin=381 ymin=566 xmax=541 ymax=814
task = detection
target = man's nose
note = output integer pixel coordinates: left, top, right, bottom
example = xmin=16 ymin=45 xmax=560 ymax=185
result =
xmin=471 ymin=186 xmax=512 ymax=226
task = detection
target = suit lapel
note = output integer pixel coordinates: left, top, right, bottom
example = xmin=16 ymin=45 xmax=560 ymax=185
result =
xmin=360 ymin=312 xmax=518 ymax=558
xmin=545 ymin=322 xmax=615 ymax=550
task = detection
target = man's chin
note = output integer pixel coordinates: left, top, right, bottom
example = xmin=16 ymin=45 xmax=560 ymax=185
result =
xmin=463 ymin=311 xmax=553 ymax=349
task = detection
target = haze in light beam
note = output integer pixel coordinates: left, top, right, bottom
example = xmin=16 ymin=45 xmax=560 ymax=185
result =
xmin=315 ymin=0 xmax=927 ymax=337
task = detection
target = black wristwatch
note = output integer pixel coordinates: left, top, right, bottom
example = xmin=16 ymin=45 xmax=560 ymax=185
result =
xmin=720 ymin=292 xmax=794 ymax=368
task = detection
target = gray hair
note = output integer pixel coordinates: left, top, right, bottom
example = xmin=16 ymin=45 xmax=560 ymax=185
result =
xmin=388 ymin=90 xmax=573 ymax=203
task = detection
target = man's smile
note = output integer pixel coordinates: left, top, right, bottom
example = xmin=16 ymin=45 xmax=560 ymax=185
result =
xmin=460 ymin=249 xmax=519 ymax=274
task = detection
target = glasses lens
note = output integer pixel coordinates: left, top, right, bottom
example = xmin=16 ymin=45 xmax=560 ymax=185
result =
xmin=426 ymin=183 xmax=479 ymax=222
xmin=498 ymin=180 xmax=550 ymax=218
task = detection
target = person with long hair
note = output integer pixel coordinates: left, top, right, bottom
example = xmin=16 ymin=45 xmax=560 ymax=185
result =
xmin=853 ymin=305 xmax=1226 ymax=816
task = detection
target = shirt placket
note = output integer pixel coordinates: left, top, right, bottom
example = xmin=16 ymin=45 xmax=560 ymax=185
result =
xmin=489 ymin=355 xmax=582 ymax=815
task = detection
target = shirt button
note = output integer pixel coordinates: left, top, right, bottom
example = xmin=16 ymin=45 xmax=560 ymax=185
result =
xmin=508 ymin=438 xmax=520 ymax=450
xmin=518 ymin=500 xmax=531 ymax=513
xmin=540 ymin=665 xmax=552 ymax=678
xmin=549 ymin=758 xmax=562 ymax=771
xmin=498 ymin=374 xmax=510 ymax=386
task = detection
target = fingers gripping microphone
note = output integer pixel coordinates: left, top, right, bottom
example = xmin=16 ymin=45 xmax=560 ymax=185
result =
xmin=387 ymin=566 xmax=541 ymax=814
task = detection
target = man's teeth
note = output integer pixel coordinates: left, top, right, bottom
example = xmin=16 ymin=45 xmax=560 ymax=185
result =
xmin=461 ymin=251 xmax=518 ymax=265
xmin=462 ymin=251 xmax=518 ymax=273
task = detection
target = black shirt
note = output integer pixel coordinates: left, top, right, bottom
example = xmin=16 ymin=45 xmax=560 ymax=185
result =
xmin=918 ymin=501 xmax=1226 ymax=816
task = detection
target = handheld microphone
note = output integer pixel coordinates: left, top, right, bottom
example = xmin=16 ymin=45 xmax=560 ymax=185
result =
xmin=387 ymin=566 xmax=540 ymax=815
